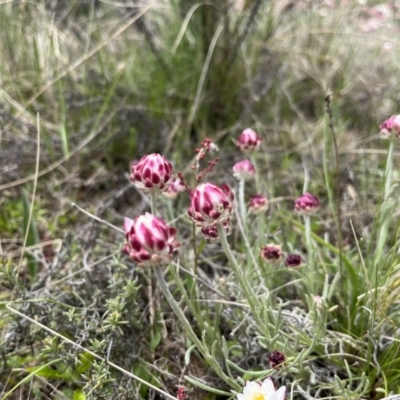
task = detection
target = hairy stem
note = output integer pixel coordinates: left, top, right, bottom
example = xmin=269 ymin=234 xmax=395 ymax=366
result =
xmin=218 ymin=224 xmax=269 ymax=337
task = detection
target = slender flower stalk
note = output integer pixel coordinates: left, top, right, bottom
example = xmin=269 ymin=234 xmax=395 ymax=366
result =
xmin=295 ymin=193 xmax=320 ymax=292
xmin=384 ymin=139 xmax=394 ymax=201
xmin=375 ymin=136 xmax=396 ymax=286
xmin=151 ymin=192 xmax=157 ymax=215
xmin=239 ymin=178 xmax=246 ymax=225
xmin=154 ymin=266 xmax=203 ymax=350
xmin=250 ymin=154 xmax=261 ymax=193
xmin=304 ymin=214 xmax=312 ymax=260
xmin=218 ymin=224 xmax=268 ymax=336
xmin=232 ymin=160 xmax=255 ymax=224
xmin=154 ymin=265 xmax=240 ymax=390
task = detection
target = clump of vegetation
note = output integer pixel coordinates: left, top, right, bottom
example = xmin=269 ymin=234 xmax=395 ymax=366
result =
xmin=2 ymin=1 xmax=400 ymax=399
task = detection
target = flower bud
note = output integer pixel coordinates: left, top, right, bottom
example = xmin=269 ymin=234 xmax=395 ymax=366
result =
xmin=188 ymin=183 xmax=234 ymax=227
xmin=294 ymin=192 xmax=320 ymax=215
xmin=379 ymin=115 xmax=400 ymax=139
xmin=236 ymin=128 xmax=262 ymax=152
xmin=130 ymin=153 xmax=173 ymax=193
xmin=162 ymin=178 xmax=185 ymax=199
xmin=201 ymin=219 xmax=232 ymax=242
xmin=248 ymin=194 xmax=269 ymax=214
xmin=269 ymin=350 xmax=286 ymax=369
xmin=260 ymin=244 xmax=284 ymax=264
xmin=285 ymin=254 xmax=303 ymax=267
xmin=123 ymin=213 xmax=179 ymax=268
xmin=232 ymin=160 xmax=256 ymax=181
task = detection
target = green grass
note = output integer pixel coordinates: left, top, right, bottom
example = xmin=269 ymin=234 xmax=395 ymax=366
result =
xmin=2 ymin=0 xmax=400 ymax=399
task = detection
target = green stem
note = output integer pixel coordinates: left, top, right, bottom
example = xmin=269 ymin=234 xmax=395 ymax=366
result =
xmin=154 ymin=265 xmax=240 ymax=390
xmin=374 ymin=140 xmax=395 ymax=287
xmin=304 ymin=215 xmax=314 ymax=293
xmin=384 ymin=139 xmax=394 ymax=201
xmin=154 ymin=266 xmax=203 ymax=349
xmin=151 ymin=192 xmax=157 ymax=215
xmin=218 ymin=224 xmax=268 ymax=336
xmin=239 ymin=179 xmax=246 ymax=226
xmin=251 ymin=154 xmax=261 ymax=192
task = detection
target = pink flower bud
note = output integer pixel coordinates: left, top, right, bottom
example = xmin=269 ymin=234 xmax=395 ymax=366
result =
xmin=123 ymin=213 xmax=179 ymax=268
xmin=232 ymin=160 xmax=256 ymax=181
xmin=162 ymin=178 xmax=185 ymax=199
xmin=285 ymin=254 xmax=303 ymax=267
xmin=130 ymin=153 xmax=173 ymax=193
xmin=201 ymin=219 xmax=232 ymax=242
xmin=236 ymin=128 xmax=262 ymax=152
xmin=188 ymin=183 xmax=234 ymax=227
xmin=248 ymin=194 xmax=269 ymax=214
xmin=294 ymin=192 xmax=320 ymax=215
xmin=260 ymin=244 xmax=284 ymax=263
xmin=379 ymin=115 xmax=400 ymax=139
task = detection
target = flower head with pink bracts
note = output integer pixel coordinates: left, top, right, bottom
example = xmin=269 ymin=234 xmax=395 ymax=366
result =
xmin=285 ymin=254 xmax=303 ymax=267
xmin=130 ymin=153 xmax=173 ymax=193
xmin=248 ymin=194 xmax=269 ymax=214
xmin=187 ymin=183 xmax=234 ymax=227
xmin=379 ymin=115 xmax=400 ymax=139
xmin=233 ymin=160 xmax=256 ymax=181
xmin=236 ymin=128 xmax=262 ymax=152
xmin=201 ymin=219 xmax=232 ymax=242
xmin=123 ymin=213 xmax=179 ymax=268
xmin=237 ymin=377 xmax=286 ymax=400
xmin=162 ymin=178 xmax=185 ymax=199
xmin=261 ymin=244 xmax=284 ymax=264
xmin=269 ymin=350 xmax=286 ymax=369
xmin=294 ymin=192 xmax=320 ymax=215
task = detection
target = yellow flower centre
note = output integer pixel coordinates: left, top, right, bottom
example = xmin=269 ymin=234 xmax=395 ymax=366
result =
xmin=252 ymin=394 xmax=265 ymax=400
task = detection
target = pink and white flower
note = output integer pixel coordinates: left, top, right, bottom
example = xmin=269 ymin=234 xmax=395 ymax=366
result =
xmin=236 ymin=128 xmax=262 ymax=152
xmin=294 ymin=193 xmax=320 ymax=215
xmin=130 ymin=153 xmax=173 ymax=193
xmin=123 ymin=213 xmax=179 ymax=268
xmin=233 ymin=160 xmax=256 ymax=181
xmin=379 ymin=115 xmax=400 ymax=139
xmin=248 ymin=194 xmax=269 ymax=214
xmin=237 ymin=378 xmax=286 ymax=400
xmin=187 ymin=183 xmax=234 ymax=227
